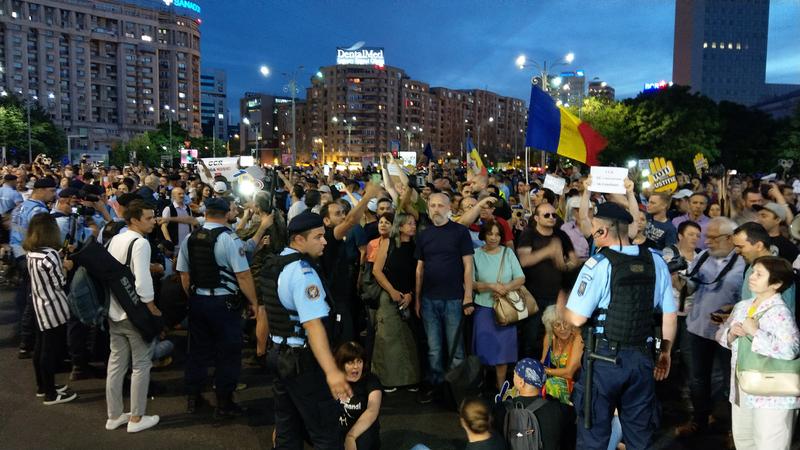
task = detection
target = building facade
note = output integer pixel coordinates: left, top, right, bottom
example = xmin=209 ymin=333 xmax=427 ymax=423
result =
xmin=238 ymin=92 xmax=307 ymax=164
xmin=588 ymin=78 xmax=615 ymax=101
xmin=554 ymin=70 xmax=586 ymax=108
xmin=300 ymin=62 xmax=527 ymax=164
xmin=200 ymin=67 xmax=226 ymax=140
xmin=672 ymin=0 xmax=797 ymax=106
xmin=0 ymin=0 xmax=201 ymax=158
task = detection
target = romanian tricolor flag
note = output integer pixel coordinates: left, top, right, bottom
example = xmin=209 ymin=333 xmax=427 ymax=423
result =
xmin=466 ymin=137 xmax=487 ymax=176
xmin=525 ymin=85 xmax=607 ymax=166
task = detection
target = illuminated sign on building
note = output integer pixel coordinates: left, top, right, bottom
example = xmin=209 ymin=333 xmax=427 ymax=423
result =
xmin=337 ymin=47 xmax=385 ymax=66
xmin=643 ymin=80 xmax=674 ymax=92
xmin=163 ymin=0 xmax=201 ymax=14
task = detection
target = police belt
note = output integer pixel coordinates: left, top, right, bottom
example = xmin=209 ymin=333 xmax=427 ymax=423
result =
xmin=594 ymin=336 xmax=654 ymax=355
xmin=274 ymin=343 xmax=320 ymax=379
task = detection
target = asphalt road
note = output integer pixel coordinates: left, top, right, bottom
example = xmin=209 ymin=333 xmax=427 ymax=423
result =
xmin=0 ymin=287 xmax=795 ymax=449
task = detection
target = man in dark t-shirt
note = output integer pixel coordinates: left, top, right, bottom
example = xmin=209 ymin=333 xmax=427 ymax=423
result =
xmin=644 ymin=192 xmax=677 ymax=250
xmin=516 ymin=202 xmax=577 ymax=359
xmin=414 ymin=193 xmax=474 ymax=402
xmin=755 ymin=202 xmax=799 ymax=263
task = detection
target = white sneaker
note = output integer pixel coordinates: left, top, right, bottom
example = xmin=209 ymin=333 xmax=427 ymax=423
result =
xmin=127 ymin=415 xmax=159 ymax=433
xmin=42 ymin=391 xmax=77 ymax=405
xmin=105 ymin=413 xmax=131 ymax=430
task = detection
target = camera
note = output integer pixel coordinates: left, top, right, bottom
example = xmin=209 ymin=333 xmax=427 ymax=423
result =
xmin=667 ymin=256 xmax=688 ymax=273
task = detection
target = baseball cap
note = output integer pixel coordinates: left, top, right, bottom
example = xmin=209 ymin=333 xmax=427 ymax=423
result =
xmin=213 ymin=181 xmax=228 ymax=194
xmin=672 ymin=189 xmax=693 ymax=199
xmin=753 ymin=202 xmax=787 ymax=221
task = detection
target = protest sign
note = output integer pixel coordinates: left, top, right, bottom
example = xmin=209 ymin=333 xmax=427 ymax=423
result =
xmin=180 ymin=149 xmax=198 ymax=165
xmin=543 ymin=174 xmax=567 ymax=195
xmin=398 ymin=151 xmax=417 ymax=168
xmin=199 ymin=157 xmax=241 ymax=183
xmin=693 ymin=153 xmax=709 ymax=175
xmin=589 ymin=166 xmax=628 ymax=194
xmin=647 ymin=157 xmax=678 ymax=193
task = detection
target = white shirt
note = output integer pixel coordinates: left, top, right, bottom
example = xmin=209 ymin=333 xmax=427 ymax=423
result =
xmin=106 ymin=229 xmax=154 ymax=322
xmin=287 ymin=199 xmax=307 ymax=224
xmin=162 ymin=201 xmax=191 ymax=244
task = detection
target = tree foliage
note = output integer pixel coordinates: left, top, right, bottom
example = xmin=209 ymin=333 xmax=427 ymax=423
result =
xmin=0 ymin=95 xmax=66 ymax=162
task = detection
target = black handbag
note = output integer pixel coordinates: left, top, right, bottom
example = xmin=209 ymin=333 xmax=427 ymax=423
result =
xmin=444 ymin=317 xmax=483 ymax=410
xmin=360 ymin=261 xmax=382 ymax=309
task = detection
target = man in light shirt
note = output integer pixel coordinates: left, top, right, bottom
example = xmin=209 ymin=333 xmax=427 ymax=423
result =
xmin=104 ymin=199 xmax=162 ymax=433
xmin=161 ymin=187 xmax=191 ymax=244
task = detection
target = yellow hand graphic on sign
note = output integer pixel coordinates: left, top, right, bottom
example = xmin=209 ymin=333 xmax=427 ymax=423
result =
xmin=648 ymin=157 xmax=678 ymax=194
xmin=693 ymin=153 xmax=708 ymax=175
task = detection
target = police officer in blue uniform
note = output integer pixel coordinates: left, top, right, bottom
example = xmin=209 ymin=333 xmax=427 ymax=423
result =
xmin=0 ymin=174 xmax=23 ymax=215
xmin=564 ymin=202 xmax=678 ymax=450
xmin=262 ymin=211 xmax=352 ymax=450
xmin=10 ymin=176 xmax=56 ymax=358
xmin=176 ymin=197 xmax=263 ymax=418
xmin=51 ymin=188 xmax=93 ymax=247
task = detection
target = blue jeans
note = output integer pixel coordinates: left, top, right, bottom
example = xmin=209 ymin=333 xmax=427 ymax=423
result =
xmin=421 ymin=298 xmax=463 ymax=386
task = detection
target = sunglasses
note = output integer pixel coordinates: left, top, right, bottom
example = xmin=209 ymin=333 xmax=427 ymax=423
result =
xmin=540 ymin=212 xmax=556 ymax=218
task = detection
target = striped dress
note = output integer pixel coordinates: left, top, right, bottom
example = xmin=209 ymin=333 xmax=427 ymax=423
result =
xmin=27 ymin=247 xmax=71 ymax=330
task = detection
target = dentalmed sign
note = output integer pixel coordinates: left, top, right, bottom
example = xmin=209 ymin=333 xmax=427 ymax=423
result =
xmin=337 ymin=47 xmax=385 ymax=66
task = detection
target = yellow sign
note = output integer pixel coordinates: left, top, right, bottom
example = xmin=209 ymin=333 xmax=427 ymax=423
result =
xmin=648 ymin=157 xmax=678 ymax=193
xmin=693 ymin=153 xmax=709 ymax=175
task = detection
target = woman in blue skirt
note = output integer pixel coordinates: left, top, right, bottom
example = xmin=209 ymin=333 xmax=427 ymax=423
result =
xmin=472 ymin=220 xmax=526 ymax=390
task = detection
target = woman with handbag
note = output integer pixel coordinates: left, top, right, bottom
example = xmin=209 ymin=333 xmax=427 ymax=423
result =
xmin=371 ymin=213 xmax=421 ymax=391
xmin=472 ymin=220 xmax=526 ymax=390
xmin=716 ymin=256 xmax=799 ymax=449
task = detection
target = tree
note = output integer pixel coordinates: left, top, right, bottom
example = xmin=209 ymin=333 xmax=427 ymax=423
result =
xmin=774 ymin=103 xmax=800 ymax=164
xmin=624 ymin=86 xmax=721 ymax=171
xmin=0 ymin=94 xmax=66 ymax=162
xmin=717 ymin=101 xmax=780 ymax=173
xmin=570 ymin=97 xmax=635 ymax=165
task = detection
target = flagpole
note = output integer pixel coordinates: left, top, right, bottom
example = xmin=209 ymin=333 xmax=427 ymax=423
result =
xmin=525 ymin=146 xmax=529 ymax=185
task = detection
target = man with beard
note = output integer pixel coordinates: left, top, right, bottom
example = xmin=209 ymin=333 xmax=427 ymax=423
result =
xmin=320 ymin=183 xmax=382 ymax=344
xmin=674 ymin=217 xmax=745 ymax=438
xmin=414 ymin=193 xmax=474 ymax=404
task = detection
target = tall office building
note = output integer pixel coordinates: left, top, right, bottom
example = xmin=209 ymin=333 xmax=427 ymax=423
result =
xmin=554 ymin=70 xmax=586 ymax=108
xmin=0 ymin=0 xmax=202 ymax=158
xmin=238 ymin=92 xmax=306 ymax=164
xmin=200 ymin=67 xmax=226 ymax=140
xmin=588 ymin=78 xmax=615 ymax=101
xmin=673 ymin=0 xmax=797 ymax=105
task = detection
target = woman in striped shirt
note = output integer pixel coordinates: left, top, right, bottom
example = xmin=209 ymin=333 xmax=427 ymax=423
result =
xmin=24 ymin=213 xmax=77 ymax=405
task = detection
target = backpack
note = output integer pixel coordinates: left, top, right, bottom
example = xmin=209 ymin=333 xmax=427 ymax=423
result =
xmin=66 ymin=265 xmax=107 ymax=329
xmin=69 ymin=236 xmax=162 ymax=341
xmin=101 ymin=220 xmax=127 ymax=243
xmin=503 ymin=397 xmax=548 ymax=450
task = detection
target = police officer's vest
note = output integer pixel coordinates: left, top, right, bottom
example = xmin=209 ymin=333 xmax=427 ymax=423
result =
xmin=591 ymin=246 xmax=656 ymax=346
xmin=187 ymin=227 xmax=237 ymax=295
xmin=259 ymin=252 xmax=338 ymax=344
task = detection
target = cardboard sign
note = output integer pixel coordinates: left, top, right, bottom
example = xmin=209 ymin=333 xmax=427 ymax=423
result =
xmin=647 ymin=157 xmax=678 ymax=193
xmin=543 ymin=174 xmax=566 ymax=195
xmin=398 ymin=151 xmax=417 ymax=168
xmin=180 ymin=149 xmax=198 ymax=165
xmin=693 ymin=153 xmax=709 ymax=175
xmin=589 ymin=166 xmax=628 ymax=194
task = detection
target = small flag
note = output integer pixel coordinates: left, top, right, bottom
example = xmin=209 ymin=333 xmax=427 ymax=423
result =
xmin=466 ymin=137 xmax=487 ymax=176
xmin=423 ymin=143 xmax=433 ymax=161
xmin=525 ymin=85 xmax=607 ymax=165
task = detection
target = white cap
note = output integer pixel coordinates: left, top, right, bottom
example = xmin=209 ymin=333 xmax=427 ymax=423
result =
xmin=367 ymin=197 xmax=378 ymax=213
xmin=213 ymin=181 xmax=228 ymax=194
xmin=672 ymin=189 xmax=693 ymax=199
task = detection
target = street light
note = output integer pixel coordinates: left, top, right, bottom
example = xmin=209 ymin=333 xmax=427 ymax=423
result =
xmin=211 ymin=112 xmax=224 ymax=157
xmin=259 ymin=65 xmax=270 ymax=77
xmin=163 ymin=104 xmax=175 ymax=156
xmin=476 ymin=116 xmax=494 ymax=157
xmin=314 ymin=137 xmax=325 ymax=163
xmin=333 ymin=116 xmax=356 ymax=161
xmin=517 ymin=51 xmax=575 ymax=176
xmin=260 ymin=64 xmax=303 ymax=165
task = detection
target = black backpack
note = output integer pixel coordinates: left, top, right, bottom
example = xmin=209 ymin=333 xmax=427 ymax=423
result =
xmin=70 ymin=236 xmax=162 ymax=342
xmin=503 ymin=397 xmax=548 ymax=450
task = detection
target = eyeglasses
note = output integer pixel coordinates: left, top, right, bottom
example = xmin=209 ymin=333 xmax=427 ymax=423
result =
xmin=540 ymin=212 xmax=556 ymax=218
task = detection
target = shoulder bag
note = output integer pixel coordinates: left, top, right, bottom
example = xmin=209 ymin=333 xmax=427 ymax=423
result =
xmin=492 ymin=247 xmax=539 ymax=326
xmin=735 ymin=306 xmax=800 ymax=397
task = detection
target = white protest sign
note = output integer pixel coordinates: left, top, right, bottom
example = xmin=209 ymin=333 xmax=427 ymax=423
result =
xmin=589 ymin=166 xmax=628 ymax=195
xmin=398 ymin=151 xmax=417 ymax=168
xmin=543 ymin=174 xmax=566 ymax=195
xmin=199 ymin=157 xmax=241 ymax=183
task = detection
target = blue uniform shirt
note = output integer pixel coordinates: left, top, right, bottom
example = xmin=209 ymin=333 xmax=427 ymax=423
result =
xmin=0 ymin=185 xmax=23 ymax=214
xmin=274 ymin=247 xmax=330 ymax=347
xmin=176 ymin=223 xmax=249 ymax=295
xmin=10 ymin=199 xmax=50 ymax=258
xmin=567 ymin=245 xmax=676 ymax=334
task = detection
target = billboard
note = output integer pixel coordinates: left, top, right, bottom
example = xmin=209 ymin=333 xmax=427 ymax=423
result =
xmin=337 ymin=47 xmax=385 ymax=66
xmin=180 ymin=149 xmax=198 ymax=164
xmin=643 ymin=80 xmax=673 ymax=92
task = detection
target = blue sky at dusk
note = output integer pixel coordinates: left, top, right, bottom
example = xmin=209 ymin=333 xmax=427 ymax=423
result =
xmin=196 ymin=0 xmax=800 ymax=121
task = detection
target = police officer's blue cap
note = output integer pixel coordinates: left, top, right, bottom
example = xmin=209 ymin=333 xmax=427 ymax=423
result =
xmin=514 ymin=358 xmax=546 ymax=388
xmin=68 ymin=179 xmax=86 ymax=190
xmin=117 ymin=193 xmax=139 ymax=207
xmin=33 ymin=177 xmax=57 ymax=189
xmin=204 ymin=197 xmax=230 ymax=213
xmin=82 ymin=184 xmax=105 ymax=196
xmin=595 ymin=202 xmax=633 ymax=224
xmin=288 ymin=211 xmax=324 ymax=234
xmin=58 ymin=187 xmax=81 ymax=199
xmin=3 ymin=174 xmax=17 ymax=182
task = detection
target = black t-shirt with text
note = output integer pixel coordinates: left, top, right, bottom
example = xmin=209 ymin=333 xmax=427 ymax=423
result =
xmin=516 ymin=226 xmax=574 ymax=303
xmin=339 ymin=373 xmax=382 ymax=432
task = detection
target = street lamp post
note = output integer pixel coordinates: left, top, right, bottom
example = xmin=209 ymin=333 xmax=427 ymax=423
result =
xmin=476 ymin=117 xmax=494 ymax=158
xmin=314 ymin=137 xmax=325 ymax=164
xmin=333 ymin=116 xmax=356 ymax=161
xmin=164 ymin=104 xmax=175 ymax=157
xmin=212 ymin=113 xmax=224 ymax=158
xmin=260 ymin=64 xmax=303 ymax=166
xmin=516 ymin=51 xmax=575 ymax=170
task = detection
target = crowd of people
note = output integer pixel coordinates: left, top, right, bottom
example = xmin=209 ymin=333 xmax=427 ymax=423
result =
xmin=1 ymin=152 xmax=799 ymax=449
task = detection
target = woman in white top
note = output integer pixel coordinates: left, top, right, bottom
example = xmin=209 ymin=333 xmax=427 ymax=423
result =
xmin=24 ymin=213 xmax=77 ymax=405
xmin=716 ymin=256 xmax=800 ymax=449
